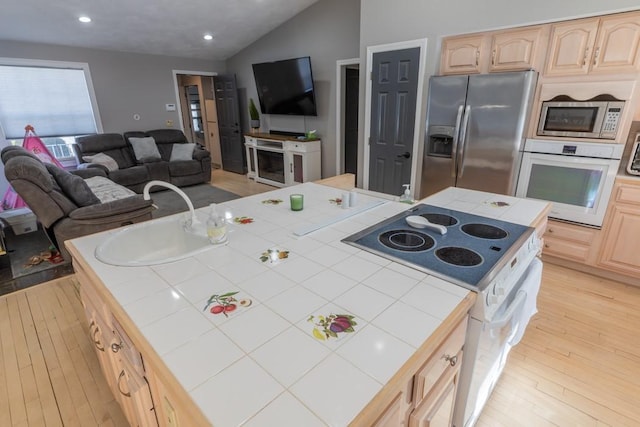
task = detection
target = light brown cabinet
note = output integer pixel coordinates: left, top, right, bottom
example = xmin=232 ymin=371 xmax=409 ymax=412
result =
xmin=354 ymin=303 xmax=473 ymax=427
xmin=545 ymin=12 xmax=640 ymax=76
xmin=597 ymin=179 xmax=640 ymax=277
xmin=542 ymin=220 xmax=599 ymax=263
xmin=440 ymin=26 xmax=547 ymax=75
xmin=77 ymin=263 xmax=158 ymax=427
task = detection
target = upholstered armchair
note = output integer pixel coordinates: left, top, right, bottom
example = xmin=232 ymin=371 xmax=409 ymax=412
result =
xmin=2 ymin=146 xmax=154 ymax=261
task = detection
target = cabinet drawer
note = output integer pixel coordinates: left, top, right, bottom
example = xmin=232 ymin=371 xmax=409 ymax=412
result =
xmin=615 ymin=183 xmax=640 ymax=206
xmin=545 ymin=221 xmax=597 ymax=245
xmin=414 ymin=317 xmax=467 ymax=402
xmin=543 ymin=237 xmax=591 ymax=262
xmin=112 ymin=316 xmax=145 ymax=377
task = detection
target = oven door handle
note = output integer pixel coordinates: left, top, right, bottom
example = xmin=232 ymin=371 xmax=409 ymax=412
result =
xmin=487 ymin=289 xmax=527 ymax=330
xmin=451 ymin=105 xmax=464 ymax=178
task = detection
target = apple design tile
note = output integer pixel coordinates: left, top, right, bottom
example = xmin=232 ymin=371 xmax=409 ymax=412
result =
xmin=199 ymin=290 xmax=255 ymax=325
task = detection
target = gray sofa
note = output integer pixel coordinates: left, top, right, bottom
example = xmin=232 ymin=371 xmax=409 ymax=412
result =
xmin=2 ymin=146 xmax=154 ymax=261
xmin=74 ymin=129 xmax=212 ymax=193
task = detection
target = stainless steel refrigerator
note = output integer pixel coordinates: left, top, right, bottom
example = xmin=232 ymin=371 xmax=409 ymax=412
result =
xmin=419 ymin=71 xmax=538 ymax=198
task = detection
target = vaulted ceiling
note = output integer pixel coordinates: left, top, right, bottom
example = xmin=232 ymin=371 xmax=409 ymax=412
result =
xmin=0 ymin=0 xmax=320 ymax=60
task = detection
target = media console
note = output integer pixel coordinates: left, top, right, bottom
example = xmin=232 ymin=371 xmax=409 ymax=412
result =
xmin=244 ymin=133 xmax=321 ymax=187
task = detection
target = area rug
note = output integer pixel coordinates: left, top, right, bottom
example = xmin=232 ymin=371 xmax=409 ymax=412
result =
xmin=150 ymin=183 xmax=241 ymax=218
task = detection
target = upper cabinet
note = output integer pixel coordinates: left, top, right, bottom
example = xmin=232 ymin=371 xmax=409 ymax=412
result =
xmin=545 ymin=12 xmax=640 ymax=76
xmin=440 ymin=26 xmax=547 ymax=75
xmin=440 ymin=35 xmax=486 ymax=75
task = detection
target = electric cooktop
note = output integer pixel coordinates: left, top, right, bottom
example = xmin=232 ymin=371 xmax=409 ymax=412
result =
xmin=342 ymin=204 xmax=534 ymax=291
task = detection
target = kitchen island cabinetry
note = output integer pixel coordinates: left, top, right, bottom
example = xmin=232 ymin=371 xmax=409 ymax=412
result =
xmin=597 ymin=177 xmax=640 ymax=277
xmin=544 ymin=12 xmax=640 ymax=76
xmin=439 ymin=26 xmax=547 ymax=75
xmin=67 ymin=183 xmax=549 ymax=426
xmin=356 ymin=305 xmax=469 ymax=426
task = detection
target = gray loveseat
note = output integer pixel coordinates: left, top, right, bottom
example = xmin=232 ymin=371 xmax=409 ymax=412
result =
xmin=74 ymin=129 xmax=212 ymax=193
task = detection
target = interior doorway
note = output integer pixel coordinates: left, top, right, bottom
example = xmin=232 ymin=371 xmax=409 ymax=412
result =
xmin=362 ymin=39 xmax=428 ymax=197
xmin=173 ymin=71 xmax=223 ymax=169
xmin=335 ymin=58 xmax=360 ymax=179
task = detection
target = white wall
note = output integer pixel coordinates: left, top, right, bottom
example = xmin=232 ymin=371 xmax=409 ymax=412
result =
xmin=0 ymin=41 xmax=224 ymax=133
xmin=225 ymin=0 xmax=361 ymax=178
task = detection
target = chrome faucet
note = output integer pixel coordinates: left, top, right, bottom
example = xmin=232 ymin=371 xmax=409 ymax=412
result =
xmin=142 ymin=180 xmax=200 ymax=230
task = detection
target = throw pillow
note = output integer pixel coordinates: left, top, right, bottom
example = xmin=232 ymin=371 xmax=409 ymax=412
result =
xmin=45 ymin=164 xmax=101 ymax=207
xmin=82 ymin=152 xmax=119 ymax=171
xmin=170 ymin=143 xmax=196 ymax=161
xmin=128 ymin=136 xmax=161 ymax=161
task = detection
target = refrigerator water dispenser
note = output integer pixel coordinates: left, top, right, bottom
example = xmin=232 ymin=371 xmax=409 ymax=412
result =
xmin=427 ymin=125 xmax=455 ymax=158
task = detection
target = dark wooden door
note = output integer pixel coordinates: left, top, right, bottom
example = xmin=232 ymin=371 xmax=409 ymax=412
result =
xmin=344 ymin=67 xmax=359 ymax=176
xmin=213 ymin=75 xmax=246 ymax=174
xmin=368 ymin=47 xmax=420 ymax=195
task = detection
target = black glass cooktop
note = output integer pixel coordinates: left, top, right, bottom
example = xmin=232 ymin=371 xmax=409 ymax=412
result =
xmin=342 ymin=204 xmax=533 ymax=290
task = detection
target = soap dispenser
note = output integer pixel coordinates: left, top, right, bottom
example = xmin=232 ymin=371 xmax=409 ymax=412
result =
xmin=399 ymin=184 xmax=413 ymax=203
xmin=206 ymin=203 xmax=227 ymax=244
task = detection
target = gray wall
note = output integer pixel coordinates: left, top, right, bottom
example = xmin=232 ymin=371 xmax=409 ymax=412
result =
xmin=225 ymin=0 xmax=361 ymax=178
xmin=358 ymin=0 xmax=640 ymax=189
xmin=0 ymin=40 xmax=224 ymax=133
xmin=0 ymin=40 xmax=223 ymax=197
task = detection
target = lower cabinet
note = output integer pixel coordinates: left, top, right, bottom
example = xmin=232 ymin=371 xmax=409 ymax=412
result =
xmin=357 ymin=309 xmax=470 ymax=427
xmin=597 ymin=179 xmax=640 ymax=277
xmin=542 ymin=219 xmax=599 ymax=263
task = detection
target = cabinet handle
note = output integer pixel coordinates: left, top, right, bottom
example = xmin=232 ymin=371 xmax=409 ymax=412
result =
xmin=544 ymin=244 xmax=550 ymax=248
xmin=582 ymin=47 xmax=590 ymax=66
xmin=475 ymin=50 xmax=480 ymax=66
xmin=491 ymin=49 xmax=496 ymax=65
xmin=117 ymin=370 xmax=131 ymax=397
xmin=443 ymin=354 xmax=458 ymax=367
xmin=592 ymin=47 xmax=600 ymax=66
xmin=111 ymin=342 xmax=122 ymax=353
xmin=90 ymin=322 xmax=105 ymax=352
xmin=547 ymin=228 xmax=554 ymax=233
xmin=290 ymin=163 xmax=293 ymax=173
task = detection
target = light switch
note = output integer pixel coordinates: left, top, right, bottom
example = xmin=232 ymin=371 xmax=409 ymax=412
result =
xmin=166 ymin=103 xmax=176 ymax=111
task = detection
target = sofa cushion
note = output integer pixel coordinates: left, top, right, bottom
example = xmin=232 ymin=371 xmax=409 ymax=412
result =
xmin=168 ymin=160 xmax=202 ymax=177
xmin=128 ymin=136 xmax=161 ymax=161
xmin=170 ymin=143 xmax=196 ymax=161
xmin=84 ymin=176 xmax=136 ymax=203
xmin=108 ymin=165 xmax=150 ymax=188
xmin=83 ymin=153 xmax=119 ymax=171
xmin=45 ymin=164 xmax=100 ymax=207
xmin=75 ymin=133 xmax=137 ymax=169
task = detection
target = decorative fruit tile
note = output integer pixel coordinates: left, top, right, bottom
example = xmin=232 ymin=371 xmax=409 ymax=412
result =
xmin=233 ymin=216 xmax=254 ymax=224
xmin=261 ymin=199 xmax=283 ymax=205
xmin=260 ymin=248 xmax=290 ymax=264
xmin=203 ymin=291 xmax=252 ymax=318
xmin=329 ymin=197 xmax=343 ymax=206
xmin=307 ymin=313 xmax=357 ymax=341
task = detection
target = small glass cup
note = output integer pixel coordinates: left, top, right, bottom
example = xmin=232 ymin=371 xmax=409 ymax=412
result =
xmin=290 ymin=194 xmax=304 ymax=211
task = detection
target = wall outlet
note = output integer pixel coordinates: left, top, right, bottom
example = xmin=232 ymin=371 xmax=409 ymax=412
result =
xmin=166 ymin=120 xmax=173 ymax=127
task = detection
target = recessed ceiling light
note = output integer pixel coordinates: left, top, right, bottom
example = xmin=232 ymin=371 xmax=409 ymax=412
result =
xmin=203 ymin=34 xmax=213 ymax=41
xmin=78 ymin=16 xmax=92 ymax=23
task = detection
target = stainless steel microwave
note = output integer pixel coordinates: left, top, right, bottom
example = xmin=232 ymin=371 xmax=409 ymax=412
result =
xmin=537 ymin=99 xmax=625 ymax=139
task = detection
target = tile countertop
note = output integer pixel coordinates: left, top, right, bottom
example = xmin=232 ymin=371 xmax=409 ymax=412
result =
xmin=67 ymin=183 xmax=550 ymax=427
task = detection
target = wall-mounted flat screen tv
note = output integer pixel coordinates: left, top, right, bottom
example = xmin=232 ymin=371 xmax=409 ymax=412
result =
xmin=252 ymin=56 xmax=318 ymax=116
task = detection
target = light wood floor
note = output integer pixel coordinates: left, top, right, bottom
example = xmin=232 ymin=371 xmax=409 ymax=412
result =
xmin=210 ymin=168 xmax=276 ymax=197
xmin=2 ymin=174 xmax=639 ymax=426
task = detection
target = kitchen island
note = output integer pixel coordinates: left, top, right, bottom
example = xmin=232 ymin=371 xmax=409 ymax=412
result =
xmin=67 ymin=182 xmax=549 ymax=426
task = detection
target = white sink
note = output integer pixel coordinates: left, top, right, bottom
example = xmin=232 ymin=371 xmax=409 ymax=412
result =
xmin=95 ymin=217 xmax=213 ymax=266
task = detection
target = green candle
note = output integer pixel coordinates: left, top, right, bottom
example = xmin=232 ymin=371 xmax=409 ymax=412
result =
xmin=290 ymin=194 xmax=304 ymax=211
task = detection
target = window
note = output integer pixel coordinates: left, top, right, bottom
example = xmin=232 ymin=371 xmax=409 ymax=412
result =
xmin=0 ymin=58 xmax=102 ymax=163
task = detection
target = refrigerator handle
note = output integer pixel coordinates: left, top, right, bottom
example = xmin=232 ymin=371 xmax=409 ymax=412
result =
xmin=457 ymin=105 xmax=471 ymax=178
xmin=451 ymin=105 xmax=464 ymax=178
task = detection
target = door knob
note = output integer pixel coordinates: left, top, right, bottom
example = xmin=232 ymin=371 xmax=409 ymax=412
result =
xmin=397 ymin=152 xmax=411 ymax=159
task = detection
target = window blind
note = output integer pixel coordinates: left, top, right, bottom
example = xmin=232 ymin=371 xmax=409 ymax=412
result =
xmin=0 ymin=65 xmax=98 ymax=139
